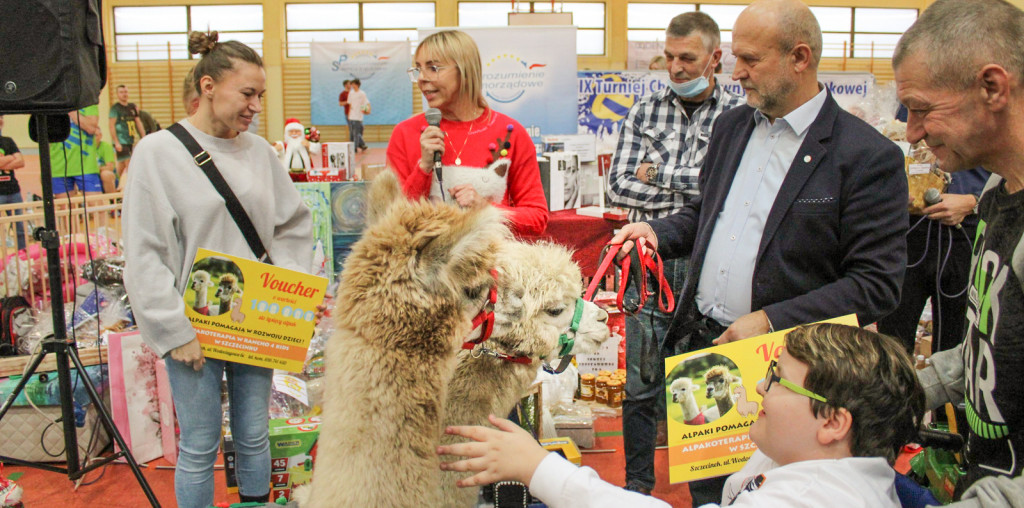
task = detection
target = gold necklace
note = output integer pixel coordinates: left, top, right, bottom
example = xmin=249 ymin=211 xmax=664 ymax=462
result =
xmin=445 ymin=111 xmax=486 ymax=166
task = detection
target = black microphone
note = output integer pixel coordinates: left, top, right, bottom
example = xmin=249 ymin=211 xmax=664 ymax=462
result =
xmin=424 ymin=108 xmax=445 ymax=200
xmin=424 ymin=108 xmax=443 ymax=175
xmin=925 ymin=188 xmax=962 ymax=230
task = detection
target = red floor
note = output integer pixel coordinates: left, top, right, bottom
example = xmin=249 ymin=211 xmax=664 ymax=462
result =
xmin=5 ymin=416 xmax=693 ymax=507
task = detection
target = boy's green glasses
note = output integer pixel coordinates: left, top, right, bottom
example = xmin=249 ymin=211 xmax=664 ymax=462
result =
xmin=764 ymin=359 xmax=829 ymax=403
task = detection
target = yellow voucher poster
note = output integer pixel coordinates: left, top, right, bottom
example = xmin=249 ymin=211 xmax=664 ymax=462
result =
xmin=665 ymin=314 xmax=859 ymax=484
xmin=183 ymin=248 xmax=328 ymax=373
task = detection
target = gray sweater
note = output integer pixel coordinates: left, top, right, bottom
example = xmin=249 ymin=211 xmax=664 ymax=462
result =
xmin=123 ymin=120 xmax=312 ymax=357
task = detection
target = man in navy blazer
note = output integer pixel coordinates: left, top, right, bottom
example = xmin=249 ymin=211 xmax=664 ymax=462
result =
xmin=612 ymin=0 xmax=908 ymax=502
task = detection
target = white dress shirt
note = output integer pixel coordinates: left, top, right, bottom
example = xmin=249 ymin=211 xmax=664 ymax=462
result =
xmin=696 ymin=87 xmax=828 ymax=325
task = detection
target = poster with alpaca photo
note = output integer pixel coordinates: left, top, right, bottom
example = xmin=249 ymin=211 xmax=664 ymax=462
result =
xmin=184 ymin=248 xmax=329 ymax=373
xmin=662 ymin=314 xmax=859 ymax=484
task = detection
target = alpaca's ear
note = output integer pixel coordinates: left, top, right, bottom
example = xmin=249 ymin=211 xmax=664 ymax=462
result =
xmin=418 ymin=206 xmax=505 ymax=289
xmin=366 ymin=169 xmax=403 ymax=226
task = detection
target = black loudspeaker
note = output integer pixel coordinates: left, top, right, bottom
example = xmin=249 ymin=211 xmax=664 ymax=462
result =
xmin=0 ymin=0 xmax=107 ymax=114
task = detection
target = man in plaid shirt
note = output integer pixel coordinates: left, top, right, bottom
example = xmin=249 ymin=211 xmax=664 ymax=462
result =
xmin=608 ymin=11 xmax=743 ymax=497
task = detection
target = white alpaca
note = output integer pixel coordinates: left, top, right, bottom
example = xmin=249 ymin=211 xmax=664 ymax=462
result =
xmin=670 ymin=377 xmax=707 ymax=425
xmin=190 ymin=270 xmax=214 ymax=315
xmin=734 ymin=385 xmax=759 ymax=418
xmin=296 ymin=171 xmax=509 ymax=507
xmin=440 ymin=242 xmax=612 ymax=507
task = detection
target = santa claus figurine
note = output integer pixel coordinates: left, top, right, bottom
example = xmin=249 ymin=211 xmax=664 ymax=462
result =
xmin=274 ymin=118 xmax=321 ymax=172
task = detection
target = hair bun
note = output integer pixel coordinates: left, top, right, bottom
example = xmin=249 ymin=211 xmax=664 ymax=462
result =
xmin=188 ymin=30 xmax=220 ymax=56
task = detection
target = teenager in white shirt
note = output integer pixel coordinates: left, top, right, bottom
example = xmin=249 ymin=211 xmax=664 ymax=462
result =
xmin=438 ymin=323 xmax=925 ymax=507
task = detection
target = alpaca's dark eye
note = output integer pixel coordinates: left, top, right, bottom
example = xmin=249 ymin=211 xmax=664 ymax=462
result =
xmin=545 ymin=307 xmax=565 ymax=317
xmin=464 ymin=284 xmax=487 ymax=300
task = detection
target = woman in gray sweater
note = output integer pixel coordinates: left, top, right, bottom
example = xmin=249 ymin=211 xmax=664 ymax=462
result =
xmin=122 ymin=31 xmax=311 ymax=508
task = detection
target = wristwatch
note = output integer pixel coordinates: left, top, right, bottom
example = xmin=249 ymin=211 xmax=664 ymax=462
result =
xmin=645 ymin=163 xmax=660 ymax=183
xmin=972 ymin=193 xmax=981 ymax=215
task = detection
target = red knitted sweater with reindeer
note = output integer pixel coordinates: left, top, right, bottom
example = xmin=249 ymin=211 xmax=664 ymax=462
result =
xmin=386 ymin=108 xmax=549 ymax=236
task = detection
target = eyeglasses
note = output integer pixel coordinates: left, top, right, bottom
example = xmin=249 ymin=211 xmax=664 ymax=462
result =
xmin=407 ymin=64 xmax=451 ymax=83
xmin=763 ymin=359 xmax=828 ymax=403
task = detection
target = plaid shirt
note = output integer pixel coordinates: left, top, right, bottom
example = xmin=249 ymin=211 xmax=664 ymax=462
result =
xmin=608 ymin=83 xmax=744 ymax=221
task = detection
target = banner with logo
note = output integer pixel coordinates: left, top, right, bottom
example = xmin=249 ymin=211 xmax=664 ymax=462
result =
xmin=718 ymin=71 xmax=875 ymax=110
xmin=310 ymin=41 xmax=412 ymax=126
xmin=419 ymin=27 xmax=578 ymax=146
xmin=578 ymin=71 xmax=875 ymax=154
xmin=578 ymin=70 xmax=666 ymax=154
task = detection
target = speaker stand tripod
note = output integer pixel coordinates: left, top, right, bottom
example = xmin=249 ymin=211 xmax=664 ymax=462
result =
xmin=0 ymin=114 xmax=159 ymax=507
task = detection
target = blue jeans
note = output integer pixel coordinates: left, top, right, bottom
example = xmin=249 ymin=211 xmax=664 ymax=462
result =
xmin=622 ymin=256 xmax=687 ymax=490
xmin=165 ymin=358 xmax=272 ymax=508
xmin=349 ymin=120 xmax=365 ymax=149
xmin=0 ymin=192 xmax=26 ymax=251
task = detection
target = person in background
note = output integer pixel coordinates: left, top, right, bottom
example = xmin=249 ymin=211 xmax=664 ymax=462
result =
xmin=608 ymin=11 xmax=744 ymax=497
xmin=346 ymin=79 xmax=370 ymax=153
xmin=51 ymin=106 xmax=104 ymax=198
xmin=183 ymin=71 xmax=200 ymax=117
xmin=439 ymin=324 xmax=924 ymax=508
xmin=610 ymin=1 xmax=908 ymax=503
xmin=338 ymin=79 xmax=352 ymax=134
xmin=386 ymin=30 xmax=549 ymax=237
xmin=139 ymin=109 xmax=161 ymax=135
xmin=122 ymin=31 xmax=312 ymax=508
xmin=108 ymin=84 xmax=146 ymax=178
xmin=894 ymin=1 xmax=1024 ymax=505
xmin=648 ymin=55 xmax=667 ymax=71
xmin=95 ymin=130 xmax=118 ymax=194
xmin=0 ymin=115 xmax=27 ymax=250
xmin=878 ymin=106 xmax=990 ymax=354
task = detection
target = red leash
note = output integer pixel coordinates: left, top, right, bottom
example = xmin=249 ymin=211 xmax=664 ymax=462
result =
xmin=584 ymin=241 xmax=675 ymax=315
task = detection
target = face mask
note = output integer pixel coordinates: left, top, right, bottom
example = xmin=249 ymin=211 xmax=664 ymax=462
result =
xmin=667 ymin=56 xmax=714 ymax=98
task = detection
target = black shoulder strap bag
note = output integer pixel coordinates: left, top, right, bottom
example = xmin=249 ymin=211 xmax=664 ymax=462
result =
xmin=167 ymin=122 xmax=274 ymax=265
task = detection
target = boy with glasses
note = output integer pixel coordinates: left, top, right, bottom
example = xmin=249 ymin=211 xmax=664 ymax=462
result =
xmin=438 ymin=323 xmax=924 ymax=507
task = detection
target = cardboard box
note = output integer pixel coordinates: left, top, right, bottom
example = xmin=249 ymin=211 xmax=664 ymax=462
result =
xmin=313 ymin=142 xmax=356 ymax=181
xmin=269 ymin=416 xmax=321 ymax=501
xmin=539 ymin=152 xmax=582 ymax=211
xmin=550 ymin=425 xmax=593 ymax=451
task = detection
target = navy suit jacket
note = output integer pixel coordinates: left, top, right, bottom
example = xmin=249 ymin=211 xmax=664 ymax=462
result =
xmin=648 ymin=91 xmax=908 ymax=343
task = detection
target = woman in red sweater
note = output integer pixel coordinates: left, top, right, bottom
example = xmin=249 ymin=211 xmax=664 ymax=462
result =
xmin=386 ymin=30 xmax=548 ymax=236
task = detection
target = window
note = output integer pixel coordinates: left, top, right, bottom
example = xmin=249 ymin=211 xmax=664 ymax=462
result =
xmin=626 ymin=3 xmax=695 ymax=42
xmin=458 ymin=2 xmax=606 ymax=55
xmin=852 ymin=8 xmax=917 ymax=58
xmin=112 ymin=5 xmax=263 ymax=61
xmin=627 ymin=4 xmax=916 ymax=59
xmin=286 ymin=3 xmax=436 ymax=58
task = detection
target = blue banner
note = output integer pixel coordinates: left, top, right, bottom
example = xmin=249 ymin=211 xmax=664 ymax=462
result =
xmin=310 ymin=41 xmax=412 ymax=126
xmin=420 ymin=27 xmax=579 ymax=147
xmin=578 ymin=70 xmax=875 ymax=154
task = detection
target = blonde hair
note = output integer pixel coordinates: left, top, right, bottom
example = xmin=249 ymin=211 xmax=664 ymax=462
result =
xmin=415 ymin=30 xmax=487 ymax=110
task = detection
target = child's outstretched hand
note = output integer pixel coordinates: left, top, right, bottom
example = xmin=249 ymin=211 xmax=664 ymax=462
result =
xmin=438 ymin=414 xmax=550 ymax=487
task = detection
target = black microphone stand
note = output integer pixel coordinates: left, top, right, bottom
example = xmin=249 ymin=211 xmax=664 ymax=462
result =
xmin=0 ymin=114 xmax=159 ymax=506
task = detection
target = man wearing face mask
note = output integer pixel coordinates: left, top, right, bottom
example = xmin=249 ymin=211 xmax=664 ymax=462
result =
xmin=611 ymin=0 xmax=908 ymax=504
xmin=607 ymin=11 xmax=743 ymax=499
